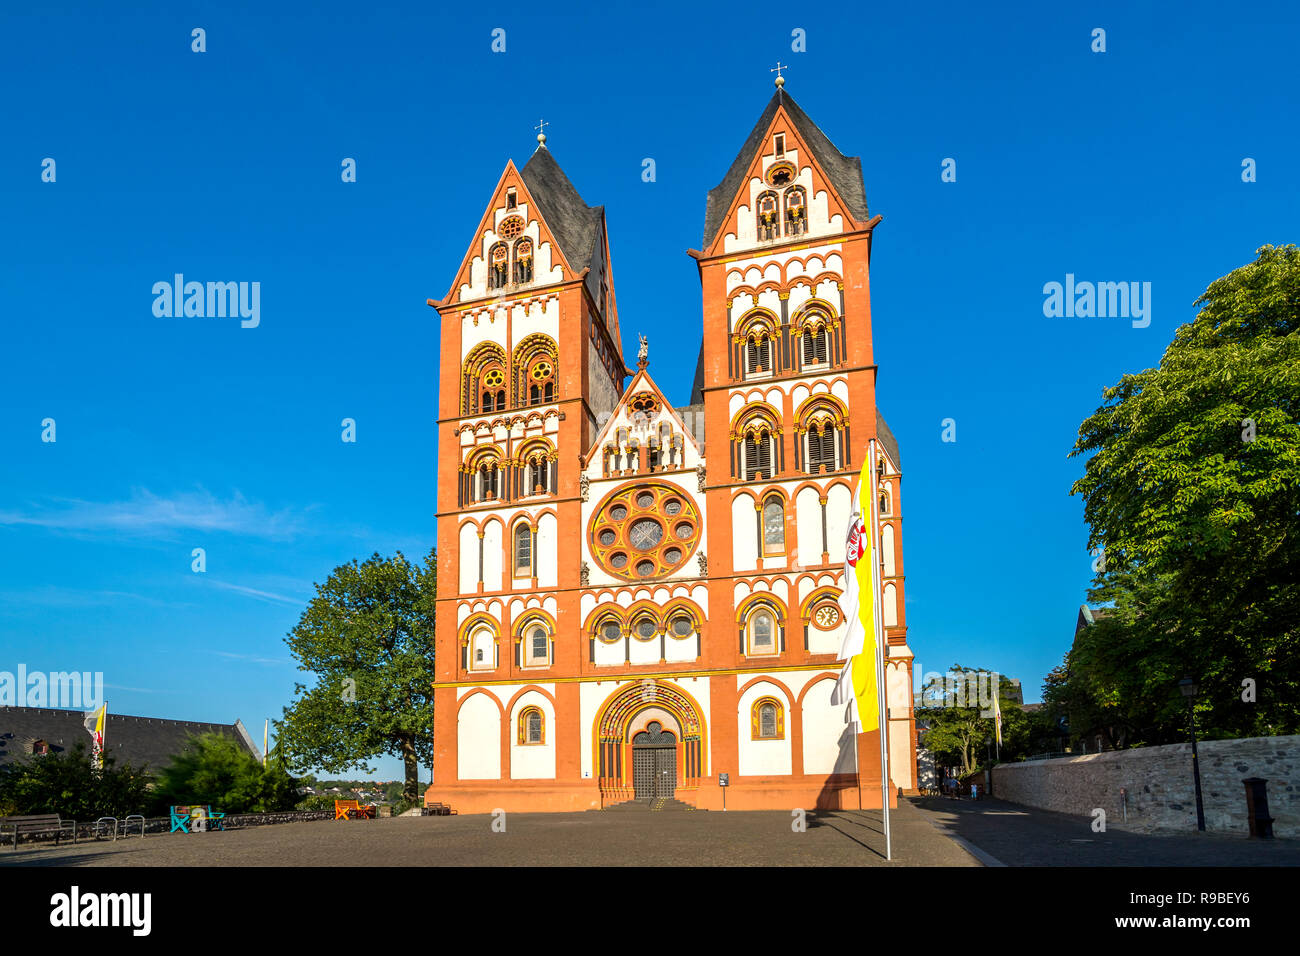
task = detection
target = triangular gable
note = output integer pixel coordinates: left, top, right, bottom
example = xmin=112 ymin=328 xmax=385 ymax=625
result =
xmin=441 ymin=158 xmax=582 ymax=306
xmin=701 ymin=89 xmax=871 ymax=256
xmin=583 ymin=367 xmax=702 ymax=467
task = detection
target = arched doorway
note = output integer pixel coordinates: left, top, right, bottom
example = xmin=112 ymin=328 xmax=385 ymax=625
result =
xmin=632 ymin=721 xmax=677 ymax=799
xmin=594 ymin=680 xmax=707 ymax=806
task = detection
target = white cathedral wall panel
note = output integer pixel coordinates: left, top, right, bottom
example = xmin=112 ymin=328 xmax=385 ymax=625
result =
xmin=593 ymin=639 xmax=623 ymax=668
xmin=883 ymin=583 xmax=898 ymax=627
xmin=795 ymin=485 xmax=823 ymax=559
xmin=882 ymin=524 xmax=896 ymax=577
xmin=458 ymin=523 xmax=479 ymax=593
xmin=738 ymin=680 xmax=793 ymax=776
xmin=482 ymin=519 xmax=503 ymax=591
xmin=731 ymin=493 xmax=758 ymax=571
xmin=537 ymin=513 xmax=558 ymax=589
xmin=665 ymin=630 xmax=696 ymax=663
xmin=457 ymin=692 xmax=501 ymax=780
xmin=510 ymin=691 xmax=557 ymax=780
xmin=825 ymin=484 xmax=852 ymax=564
xmin=801 ymin=676 xmax=856 ymax=776
xmin=628 ymin=635 xmax=659 ymax=666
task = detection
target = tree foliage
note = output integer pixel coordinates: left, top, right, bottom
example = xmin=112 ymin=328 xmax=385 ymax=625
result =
xmin=0 ymin=745 xmax=154 ymax=819
xmin=277 ymin=549 xmax=437 ymax=802
xmin=153 ymin=733 xmax=298 ymax=813
xmin=1069 ymin=244 xmax=1300 ymax=740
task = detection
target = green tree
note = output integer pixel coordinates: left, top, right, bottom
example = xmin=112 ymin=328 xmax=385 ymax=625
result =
xmin=277 ymin=549 xmax=437 ymax=803
xmin=153 ymin=733 xmax=298 ymax=813
xmin=1070 ymin=244 xmax=1300 ymax=740
xmin=916 ymin=666 xmax=1026 ymax=775
xmin=0 ymin=745 xmax=154 ymax=819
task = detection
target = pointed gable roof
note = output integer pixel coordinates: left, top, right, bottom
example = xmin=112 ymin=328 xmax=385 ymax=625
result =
xmin=702 ymin=88 xmax=870 ymax=248
xmin=521 ymin=146 xmax=604 ymax=275
xmin=585 ymin=367 xmax=702 ymax=465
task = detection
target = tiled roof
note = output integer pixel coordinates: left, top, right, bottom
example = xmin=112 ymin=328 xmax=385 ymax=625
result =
xmin=520 ymin=146 xmax=604 ymax=294
xmin=0 ymin=706 xmax=258 ymax=771
xmin=703 ymin=88 xmax=870 ymax=249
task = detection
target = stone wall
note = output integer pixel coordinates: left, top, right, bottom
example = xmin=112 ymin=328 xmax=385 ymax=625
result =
xmin=991 ymin=735 xmax=1299 ymax=837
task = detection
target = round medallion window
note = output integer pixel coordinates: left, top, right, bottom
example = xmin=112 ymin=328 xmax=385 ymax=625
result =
xmin=601 ymin=622 xmax=621 ymax=642
xmin=672 ymin=616 xmax=693 ymax=636
xmin=589 ymin=482 xmax=703 ymax=582
xmin=637 ymin=620 xmax=656 ymax=639
xmin=499 ymin=215 xmax=524 ymax=239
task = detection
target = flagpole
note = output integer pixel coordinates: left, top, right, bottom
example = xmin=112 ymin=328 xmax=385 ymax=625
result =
xmin=869 ymin=439 xmax=892 ymax=861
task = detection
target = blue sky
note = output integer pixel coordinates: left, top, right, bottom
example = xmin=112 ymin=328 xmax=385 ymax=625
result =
xmin=2 ymin=2 xmax=1296 ymax=780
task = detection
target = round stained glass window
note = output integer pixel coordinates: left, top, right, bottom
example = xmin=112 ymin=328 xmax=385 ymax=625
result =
xmin=629 ymin=519 xmax=663 ymax=550
xmin=602 ymin=622 xmax=621 ymax=642
xmin=672 ymin=616 xmax=693 ymax=636
xmin=588 ymin=482 xmax=702 ymax=581
xmin=637 ymin=620 xmax=656 ymax=638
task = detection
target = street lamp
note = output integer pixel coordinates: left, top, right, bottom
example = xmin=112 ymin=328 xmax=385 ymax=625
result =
xmin=1178 ymin=676 xmax=1206 ymax=832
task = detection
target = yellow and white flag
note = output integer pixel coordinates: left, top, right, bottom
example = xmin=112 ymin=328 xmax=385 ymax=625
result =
xmin=994 ymin=694 xmax=1003 ymax=748
xmin=831 ymin=443 xmax=882 ymax=734
xmin=83 ymin=702 xmax=106 ymax=768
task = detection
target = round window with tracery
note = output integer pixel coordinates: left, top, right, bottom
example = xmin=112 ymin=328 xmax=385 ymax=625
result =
xmin=499 ymin=216 xmax=524 ymax=240
xmin=589 ymin=482 xmax=702 ymax=581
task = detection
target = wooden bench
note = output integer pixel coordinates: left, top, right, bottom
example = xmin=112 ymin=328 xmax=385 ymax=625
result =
xmin=334 ymin=799 xmax=376 ymax=820
xmin=0 ymin=814 xmax=77 ymax=849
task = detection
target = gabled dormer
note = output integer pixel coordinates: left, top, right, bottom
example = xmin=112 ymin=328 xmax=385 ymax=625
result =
xmin=699 ymin=87 xmax=872 ymax=258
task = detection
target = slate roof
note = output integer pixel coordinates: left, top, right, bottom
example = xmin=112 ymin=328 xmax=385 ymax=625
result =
xmin=876 ymin=410 xmax=901 ymax=469
xmin=703 ymin=88 xmax=870 ymax=249
xmin=0 ymin=706 xmax=259 ymax=772
xmin=689 ymin=345 xmax=706 ymax=405
xmin=520 ymin=146 xmax=605 ymax=294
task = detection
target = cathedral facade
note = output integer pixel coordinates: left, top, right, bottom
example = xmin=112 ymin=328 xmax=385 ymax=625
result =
xmin=426 ymin=84 xmax=915 ymax=812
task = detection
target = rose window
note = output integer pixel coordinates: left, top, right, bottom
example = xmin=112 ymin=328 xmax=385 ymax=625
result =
xmin=589 ymin=482 xmax=702 ymax=581
xmin=498 ymin=216 xmax=524 ymax=240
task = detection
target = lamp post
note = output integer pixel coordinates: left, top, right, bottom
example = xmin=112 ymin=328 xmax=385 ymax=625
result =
xmin=1178 ymin=676 xmax=1206 ymax=832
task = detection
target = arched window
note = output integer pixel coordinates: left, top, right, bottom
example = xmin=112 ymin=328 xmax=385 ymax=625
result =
xmin=801 ymin=323 xmax=829 ymax=366
xmin=736 ymin=415 xmax=779 ymax=482
xmin=805 ymin=419 xmax=839 ymax=474
xmin=595 ymin=614 xmax=623 ymax=644
xmin=749 ymin=609 xmax=776 ymax=654
xmin=745 ymin=329 xmax=773 ymax=377
xmin=784 ymin=186 xmax=807 ymax=237
xmin=488 ymin=242 xmax=508 ymax=290
xmin=513 ymin=334 xmax=559 ymax=408
xmin=514 ymin=523 xmax=533 ymax=577
xmin=757 ymin=191 xmax=779 ymax=241
xmin=632 ymin=615 xmax=658 ymax=642
xmin=468 ymin=624 xmax=496 ymax=671
xmin=751 ymin=698 xmax=785 ymax=739
xmin=518 ymin=706 xmax=544 ymax=744
xmin=472 ymin=454 xmax=502 ymax=502
xmin=668 ymin=612 xmax=694 ymax=638
xmin=527 ymin=356 xmax=555 ymax=406
xmin=762 ymin=496 xmax=785 ymax=557
xmin=513 ymin=238 xmax=533 ymax=284
xmin=530 ymin=626 xmax=549 ymax=662
xmin=480 ymin=365 xmax=506 ymax=412
xmin=463 ymin=344 xmax=508 ymax=416
xmin=799 ymin=399 xmax=846 ymax=476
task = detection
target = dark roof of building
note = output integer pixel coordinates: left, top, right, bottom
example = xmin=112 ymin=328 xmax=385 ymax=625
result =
xmin=689 ymin=345 xmax=706 ymax=405
xmin=521 ymin=146 xmax=604 ymax=279
xmin=876 ymin=410 xmax=901 ymax=468
xmin=1075 ymin=605 xmax=1113 ymax=636
xmin=0 ymin=706 xmax=259 ymax=771
xmin=703 ymin=88 xmax=870 ymax=248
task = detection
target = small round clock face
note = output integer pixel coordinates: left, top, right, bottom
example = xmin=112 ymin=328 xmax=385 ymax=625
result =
xmin=813 ymin=604 xmax=841 ymax=629
xmin=588 ymin=483 xmax=701 ymax=582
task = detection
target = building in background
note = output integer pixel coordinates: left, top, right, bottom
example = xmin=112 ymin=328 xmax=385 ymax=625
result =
xmin=426 ymin=81 xmax=915 ymax=812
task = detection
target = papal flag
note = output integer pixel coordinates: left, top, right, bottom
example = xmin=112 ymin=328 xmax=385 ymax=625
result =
xmin=84 ymin=702 xmax=106 ymax=768
xmin=830 ymin=444 xmax=881 ymax=734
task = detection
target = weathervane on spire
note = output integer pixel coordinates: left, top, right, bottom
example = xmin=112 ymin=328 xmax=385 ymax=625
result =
xmin=535 ymin=117 xmax=549 ymax=147
xmin=770 ymin=61 xmax=787 ymax=88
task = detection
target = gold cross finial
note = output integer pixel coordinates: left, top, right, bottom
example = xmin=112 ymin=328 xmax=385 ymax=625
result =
xmin=535 ymin=118 xmax=549 ymax=147
xmin=771 ymin=62 xmax=787 ymax=88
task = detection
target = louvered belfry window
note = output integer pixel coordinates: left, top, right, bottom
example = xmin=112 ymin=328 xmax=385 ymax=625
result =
xmin=746 ymin=336 xmax=772 ymax=376
xmin=802 ymin=326 xmax=828 ymax=365
xmin=807 ymin=426 xmax=837 ymax=474
xmin=745 ymin=431 xmax=772 ymax=481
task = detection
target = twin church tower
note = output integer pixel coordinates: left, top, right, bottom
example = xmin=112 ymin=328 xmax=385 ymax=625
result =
xmin=426 ymin=80 xmax=915 ymax=811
